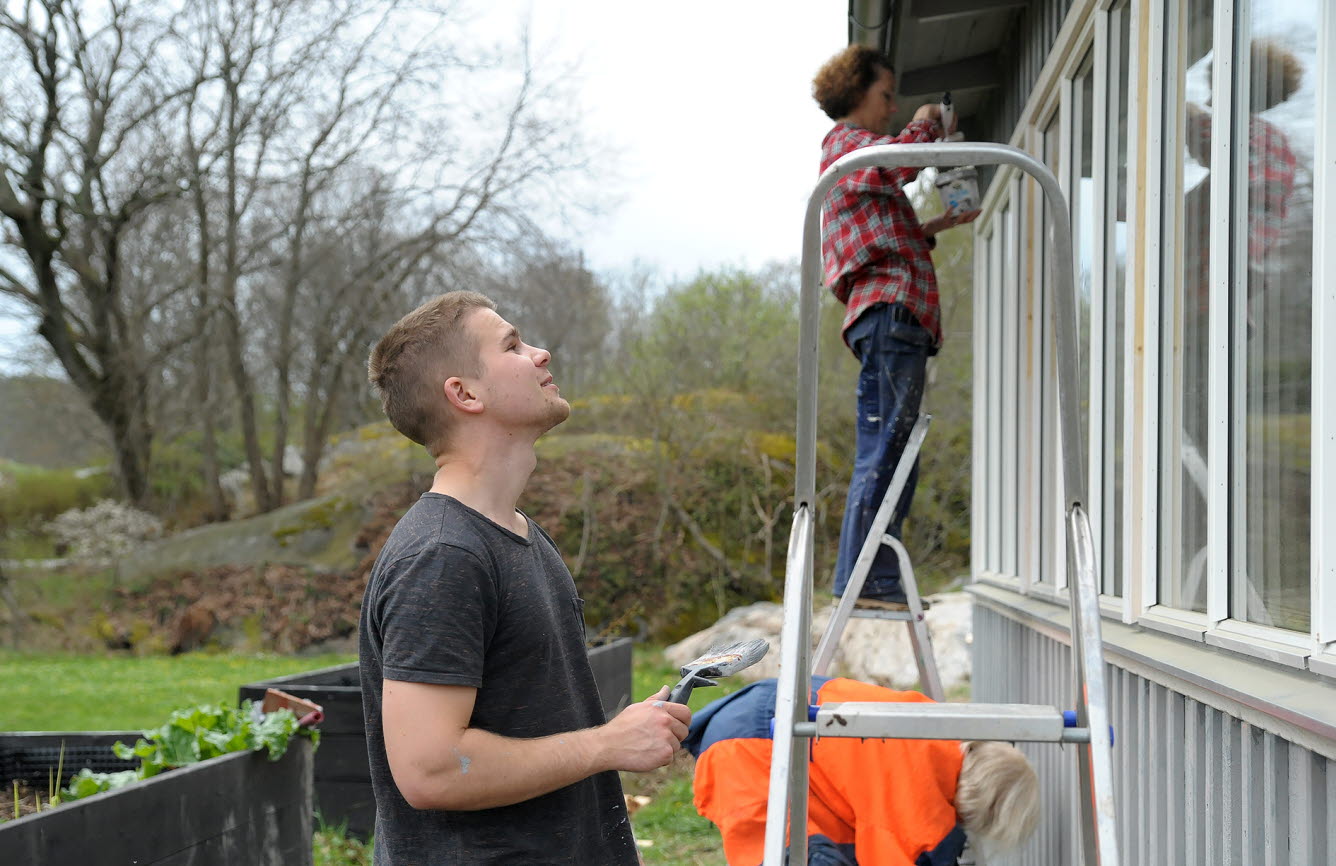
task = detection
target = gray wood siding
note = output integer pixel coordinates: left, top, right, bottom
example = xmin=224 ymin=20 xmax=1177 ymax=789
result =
xmin=973 ymin=603 xmax=1336 ymax=865
xmin=975 ymin=0 xmax=1075 ymax=190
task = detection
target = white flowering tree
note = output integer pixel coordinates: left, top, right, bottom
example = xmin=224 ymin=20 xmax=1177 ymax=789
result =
xmin=48 ymin=501 xmax=164 ymax=563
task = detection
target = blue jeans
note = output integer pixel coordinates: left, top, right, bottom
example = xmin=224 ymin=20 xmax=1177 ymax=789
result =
xmin=833 ymin=304 xmax=933 ymax=600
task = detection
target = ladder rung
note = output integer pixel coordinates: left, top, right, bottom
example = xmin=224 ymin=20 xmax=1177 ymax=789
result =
xmin=848 ymin=608 xmax=923 ymax=621
xmin=798 ymin=702 xmax=1080 ymax=743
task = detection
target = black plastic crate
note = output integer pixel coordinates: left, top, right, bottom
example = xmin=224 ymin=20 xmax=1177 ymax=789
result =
xmin=0 ymin=733 xmax=139 ymax=789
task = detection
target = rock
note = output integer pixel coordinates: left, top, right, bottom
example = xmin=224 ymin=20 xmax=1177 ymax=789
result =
xmin=664 ymin=593 xmax=973 ymax=694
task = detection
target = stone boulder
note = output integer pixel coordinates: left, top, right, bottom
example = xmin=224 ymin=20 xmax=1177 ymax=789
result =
xmin=664 ymin=593 xmax=973 ymax=694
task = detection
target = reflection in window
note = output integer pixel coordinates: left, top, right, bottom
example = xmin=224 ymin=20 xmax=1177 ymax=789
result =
xmin=1039 ymin=114 xmax=1061 ymax=586
xmin=1103 ymin=1 xmax=1131 ymax=597
xmin=1001 ymin=203 xmax=1017 ymax=577
xmin=1161 ymin=0 xmax=1212 ymax=613
xmin=1237 ymin=7 xmax=1313 ymax=631
xmin=1073 ymin=51 xmax=1094 ymax=464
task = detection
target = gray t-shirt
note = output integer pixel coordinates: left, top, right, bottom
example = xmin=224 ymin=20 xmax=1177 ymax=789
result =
xmin=359 ymin=493 xmax=637 ymax=865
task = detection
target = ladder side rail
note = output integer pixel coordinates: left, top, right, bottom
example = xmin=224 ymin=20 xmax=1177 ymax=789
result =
xmin=763 ymin=505 xmax=816 ymax=866
xmin=812 ymin=414 xmax=932 ymax=676
xmin=794 ymin=169 xmax=826 ymax=510
xmin=885 ymin=535 xmax=944 ymax=701
xmin=1070 ymin=506 xmax=1120 ymax=862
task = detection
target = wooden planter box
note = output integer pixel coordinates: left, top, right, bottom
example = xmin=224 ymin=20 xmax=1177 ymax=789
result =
xmin=0 ymin=737 xmax=314 ymax=866
xmin=238 ymin=637 xmax=634 ymax=839
xmin=239 ymin=662 xmax=372 ymax=839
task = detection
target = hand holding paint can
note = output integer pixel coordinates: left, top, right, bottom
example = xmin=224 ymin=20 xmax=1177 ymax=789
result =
xmin=935 ymin=167 xmax=981 ymax=217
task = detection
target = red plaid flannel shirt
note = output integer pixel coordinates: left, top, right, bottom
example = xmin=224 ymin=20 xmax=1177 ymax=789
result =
xmin=821 ymin=119 xmax=941 ymax=348
xmin=1183 ymin=111 xmax=1297 ymax=307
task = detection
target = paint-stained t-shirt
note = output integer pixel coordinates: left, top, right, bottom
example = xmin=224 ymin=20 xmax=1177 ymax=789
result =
xmin=359 ymin=493 xmax=636 ymax=865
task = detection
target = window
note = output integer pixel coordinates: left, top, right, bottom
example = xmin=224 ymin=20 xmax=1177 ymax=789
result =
xmin=1073 ymin=49 xmax=1096 ymax=467
xmin=971 ymin=0 xmax=1332 ymax=667
xmin=1101 ymin=0 xmax=1132 ymax=598
xmin=1001 ymin=196 xmax=1019 ymax=578
xmin=1160 ymin=0 xmax=1214 ymax=614
xmin=1158 ymin=0 xmax=1317 ymax=631
xmin=1039 ymin=110 xmax=1062 ymax=588
xmin=1233 ymin=0 xmax=1315 ymax=631
xmin=988 ymin=210 xmax=1004 ymax=572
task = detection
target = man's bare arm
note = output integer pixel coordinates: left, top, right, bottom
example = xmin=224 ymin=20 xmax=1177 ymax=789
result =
xmin=382 ymin=679 xmax=691 ymax=811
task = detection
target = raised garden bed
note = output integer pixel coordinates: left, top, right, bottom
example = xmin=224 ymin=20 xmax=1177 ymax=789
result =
xmin=238 ymin=636 xmax=634 ymax=838
xmin=0 ymin=737 xmax=314 ymax=865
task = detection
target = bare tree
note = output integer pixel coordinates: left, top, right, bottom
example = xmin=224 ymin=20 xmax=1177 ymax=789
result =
xmin=184 ymin=2 xmax=601 ymax=510
xmin=0 ymin=0 xmax=204 ymax=503
xmin=2 ymin=0 xmax=603 ymax=512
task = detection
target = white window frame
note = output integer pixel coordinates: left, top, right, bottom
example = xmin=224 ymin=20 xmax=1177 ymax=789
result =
xmin=1311 ymin=0 xmax=1336 ymax=665
xmin=1096 ymin=0 xmax=1137 ymax=613
xmin=1002 ymin=179 xmax=1021 ymax=579
xmin=1136 ymin=0 xmax=1331 ymax=671
xmin=971 ymin=0 xmax=1333 ymax=674
xmin=1138 ymin=0 xmax=1213 ymax=636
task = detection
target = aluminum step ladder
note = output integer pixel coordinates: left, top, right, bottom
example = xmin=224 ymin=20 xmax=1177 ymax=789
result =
xmin=812 ymin=412 xmax=944 ymax=702
xmin=765 ymin=142 xmax=1119 ymax=866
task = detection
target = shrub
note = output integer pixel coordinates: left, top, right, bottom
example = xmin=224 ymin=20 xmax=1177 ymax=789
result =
xmin=0 ymin=460 xmax=114 ymax=530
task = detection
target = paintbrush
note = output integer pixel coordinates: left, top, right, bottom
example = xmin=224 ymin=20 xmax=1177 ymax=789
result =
xmin=667 ymin=638 xmax=770 ymax=704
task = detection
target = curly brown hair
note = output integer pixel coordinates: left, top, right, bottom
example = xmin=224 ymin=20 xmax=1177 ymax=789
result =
xmin=1250 ymin=37 xmax=1304 ymax=111
xmin=812 ymin=45 xmax=895 ymax=121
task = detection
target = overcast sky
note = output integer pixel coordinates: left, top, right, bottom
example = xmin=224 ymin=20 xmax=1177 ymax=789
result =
xmin=0 ymin=1 xmax=847 ymax=355
xmin=521 ymin=0 xmax=848 ymax=281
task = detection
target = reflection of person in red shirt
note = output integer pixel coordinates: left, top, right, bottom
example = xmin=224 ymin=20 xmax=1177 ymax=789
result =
xmin=1178 ymin=38 xmax=1303 ymax=463
xmin=686 ymin=677 xmax=1039 ymax=865
xmin=1182 ymin=38 xmax=1302 ymax=309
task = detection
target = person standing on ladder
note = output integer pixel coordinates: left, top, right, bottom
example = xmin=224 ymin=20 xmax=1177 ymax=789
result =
xmin=812 ymin=46 xmax=979 ymax=609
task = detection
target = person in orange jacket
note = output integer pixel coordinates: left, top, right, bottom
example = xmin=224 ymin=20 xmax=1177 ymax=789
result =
xmin=685 ymin=676 xmax=1039 ymax=865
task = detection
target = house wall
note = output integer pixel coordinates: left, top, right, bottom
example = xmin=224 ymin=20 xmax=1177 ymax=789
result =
xmin=973 ymin=598 xmax=1336 ymax=865
xmin=968 ymin=0 xmax=1336 ymax=860
xmin=976 ymin=0 xmax=1077 ymax=189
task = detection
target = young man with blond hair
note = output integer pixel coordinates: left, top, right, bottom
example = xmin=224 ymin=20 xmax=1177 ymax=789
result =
xmin=360 ymin=291 xmax=690 ymax=864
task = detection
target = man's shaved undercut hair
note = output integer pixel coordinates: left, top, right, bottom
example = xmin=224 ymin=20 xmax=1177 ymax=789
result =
xmin=368 ymin=291 xmax=496 ymax=456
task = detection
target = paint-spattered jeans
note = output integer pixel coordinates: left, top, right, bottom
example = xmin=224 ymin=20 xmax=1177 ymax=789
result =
xmin=833 ymin=303 xmax=934 ymax=601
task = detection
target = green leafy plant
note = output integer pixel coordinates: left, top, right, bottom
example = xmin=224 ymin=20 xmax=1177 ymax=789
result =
xmin=61 ymin=700 xmax=318 ymax=801
xmin=313 ymin=814 xmax=374 ymax=866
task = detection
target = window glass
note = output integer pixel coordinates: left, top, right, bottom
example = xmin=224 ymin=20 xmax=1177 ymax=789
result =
xmin=1074 ymin=51 xmax=1095 ymax=463
xmin=1039 ymin=113 xmax=1061 ymax=586
xmin=1104 ymin=2 xmax=1131 ymax=597
xmin=989 ymin=216 xmax=1004 ymax=571
xmin=1236 ymin=2 xmax=1314 ymax=630
xmin=1161 ymin=0 xmax=1213 ymax=613
xmin=1001 ymin=202 xmax=1017 ymax=577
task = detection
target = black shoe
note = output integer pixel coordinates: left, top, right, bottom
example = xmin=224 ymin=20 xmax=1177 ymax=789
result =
xmin=842 ymin=590 xmax=931 ymax=611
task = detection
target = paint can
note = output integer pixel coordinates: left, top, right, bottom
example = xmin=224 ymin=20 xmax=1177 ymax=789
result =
xmin=935 ymin=166 xmax=980 ymax=216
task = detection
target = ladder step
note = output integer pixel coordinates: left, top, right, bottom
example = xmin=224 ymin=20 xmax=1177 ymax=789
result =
xmin=801 ymin=702 xmax=1083 ymax=743
xmin=848 ymin=608 xmax=923 ymax=621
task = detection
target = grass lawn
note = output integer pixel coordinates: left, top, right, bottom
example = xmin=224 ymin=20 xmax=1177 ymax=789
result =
xmin=0 ymin=645 xmax=732 ymax=864
xmin=0 ymin=652 xmax=357 ymax=731
xmin=625 ymin=643 xmax=742 ymax=864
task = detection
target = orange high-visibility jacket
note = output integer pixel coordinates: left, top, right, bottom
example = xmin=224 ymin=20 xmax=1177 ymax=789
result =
xmin=685 ymin=677 xmax=966 ymax=866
